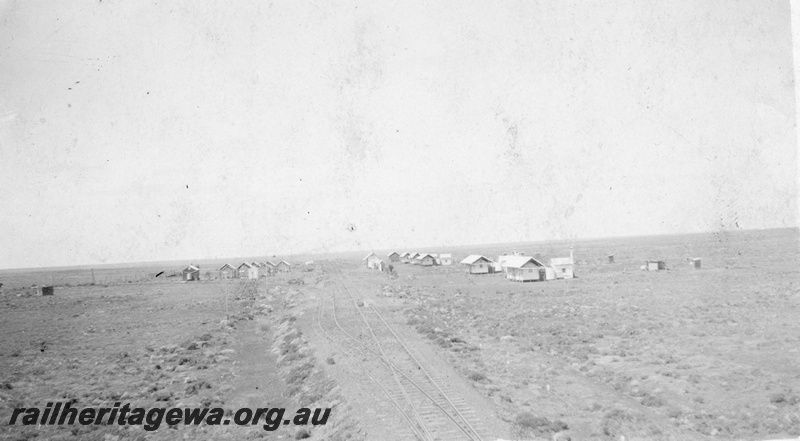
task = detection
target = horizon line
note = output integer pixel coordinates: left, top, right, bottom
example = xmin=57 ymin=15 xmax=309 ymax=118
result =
xmin=0 ymin=226 xmax=795 ymax=273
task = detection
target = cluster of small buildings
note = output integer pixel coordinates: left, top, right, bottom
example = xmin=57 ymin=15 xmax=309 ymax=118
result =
xmin=362 ymin=251 xmax=454 ymax=271
xmin=363 ymin=248 xmax=575 ymax=283
xmin=398 ymin=252 xmax=453 ymax=266
xmin=181 ymin=260 xmax=292 ymax=281
xmin=459 ymin=250 xmax=575 ymax=282
xmin=639 ymin=258 xmax=700 ymax=271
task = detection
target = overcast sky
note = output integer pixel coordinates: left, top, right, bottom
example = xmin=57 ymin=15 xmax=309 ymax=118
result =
xmin=0 ymin=0 xmax=797 ymax=269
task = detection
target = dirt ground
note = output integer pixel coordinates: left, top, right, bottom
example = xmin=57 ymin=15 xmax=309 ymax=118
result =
xmin=1 ymin=228 xmax=798 ymax=441
xmin=358 ymin=229 xmax=800 ymax=440
xmin=0 ymin=275 xmax=358 ymax=440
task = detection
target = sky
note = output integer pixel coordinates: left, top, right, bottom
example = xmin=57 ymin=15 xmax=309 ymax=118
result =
xmin=0 ymin=0 xmax=797 ymax=269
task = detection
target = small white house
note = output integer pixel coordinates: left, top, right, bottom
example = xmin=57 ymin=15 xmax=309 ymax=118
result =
xmin=548 ymin=248 xmax=575 ymax=279
xmin=497 ymin=252 xmax=527 ymax=273
xmin=504 ymin=256 xmax=547 ymax=282
xmin=460 ymin=255 xmax=494 ymax=274
xmin=364 ymin=252 xmax=382 ymax=269
xmin=439 ymin=253 xmax=453 ymax=265
xmin=550 ymin=256 xmax=574 ymax=279
xmin=388 ymin=252 xmax=401 ymax=262
xmin=646 ymin=260 xmax=666 ymax=271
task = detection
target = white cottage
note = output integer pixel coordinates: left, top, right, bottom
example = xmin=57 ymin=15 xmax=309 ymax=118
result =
xmin=504 ymin=256 xmax=547 ymax=282
xmin=363 ymin=252 xmax=382 ymax=269
xmin=550 ymin=249 xmax=575 ymax=279
xmin=460 ymin=255 xmax=494 ymax=274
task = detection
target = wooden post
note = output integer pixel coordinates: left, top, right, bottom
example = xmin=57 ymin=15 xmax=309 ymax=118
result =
xmin=91 ymin=268 xmax=96 ymax=285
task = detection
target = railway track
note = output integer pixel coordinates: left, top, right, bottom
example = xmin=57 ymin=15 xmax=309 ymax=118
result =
xmin=314 ymin=262 xmax=489 ymax=441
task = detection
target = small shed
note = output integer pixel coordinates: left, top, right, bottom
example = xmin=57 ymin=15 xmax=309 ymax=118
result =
xmin=550 ymin=257 xmax=575 ymax=279
xmin=251 ymin=262 xmax=267 ymax=277
xmin=417 ymin=253 xmax=437 ymax=266
xmin=688 ymin=258 xmax=701 ymax=269
xmin=238 ymin=262 xmax=258 ymax=279
xmin=646 ymin=260 xmax=666 ymax=271
xmin=265 ymin=261 xmax=277 ymax=275
xmin=35 ymin=285 xmax=54 ymax=296
xmin=276 ymin=261 xmax=292 ymax=273
xmin=504 ymin=256 xmax=547 ymax=282
xmin=183 ymin=265 xmax=200 ymax=281
xmin=399 ymin=252 xmax=410 ymax=263
xmin=378 ymin=260 xmax=386 ymax=272
xmin=407 ymin=252 xmax=420 ymax=265
xmin=218 ymin=263 xmax=236 ymax=279
xmin=259 ymin=261 xmax=271 ymax=275
xmin=607 ymin=255 xmax=615 ymax=264
xmin=363 ymin=252 xmax=382 ymax=269
xmin=388 ymin=252 xmax=401 ymax=262
xmin=460 ymin=255 xmax=494 ymax=274
xmin=440 ymin=253 xmax=453 ymax=265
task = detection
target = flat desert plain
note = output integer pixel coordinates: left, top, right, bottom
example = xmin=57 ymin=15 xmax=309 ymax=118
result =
xmin=0 ymin=228 xmax=798 ymax=441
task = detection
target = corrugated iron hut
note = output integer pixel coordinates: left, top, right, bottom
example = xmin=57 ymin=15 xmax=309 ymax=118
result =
xmin=388 ymin=252 xmax=400 ymax=262
xmin=251 ymin=262 xmax=266 ymax=277
xmin=440 ymin=253 xmax=453 ymax=265
xmin=238 ymin=262 xmax=254 ymax=279
xmin=183 ymin=265 xmax=200 ymax=281
xmin=504 ymin=256 xmax=547 ymax=282
xmin=460 ymin=255 xmax=494 ymax=274
xmin=646 ymin=260 xmax=666 ymax=271
xmin=607 ymin=254 xmax=615 ymax=263
xmin=35 ymin=285 xmax=54 ymax=296
xmin=417 ymin=253 xmax=437 ymax=266
xmin=276 ymin=261 xmax=292 ymax=273
xmin=690 ymin=258 xmax=701 ymax=269
xmin=218 ymin=263 xmax=236 ymax=279
xmin=363 ymin=252 xmax=382 ymax=269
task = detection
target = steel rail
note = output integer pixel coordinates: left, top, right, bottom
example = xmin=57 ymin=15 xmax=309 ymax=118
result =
xmin=327 ymin=271 xmax=434 ymax=441
xmin=331 ymin=263 xmax=484 ymax=441
xmin=367 ymin=304 xmax=485 ymax=441
xmin=314 ymin=286 xmax=428 ymax=441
